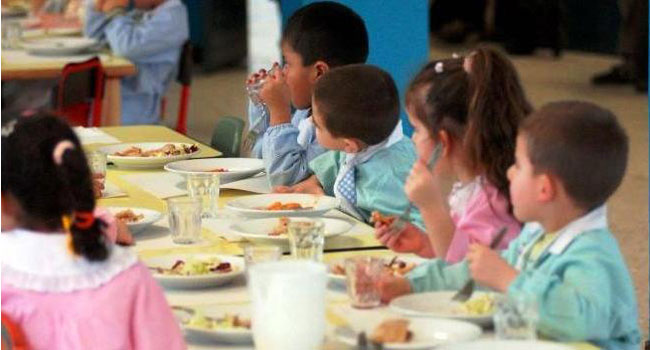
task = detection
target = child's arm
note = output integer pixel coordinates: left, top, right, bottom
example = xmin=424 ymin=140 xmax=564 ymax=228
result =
xmin=100 ymin=2 xmax=189 ymax=61
xmin=406 ymin=159 xmax=456 ymax=258
xmin=273 ymin=175 xmax=324 ymax=195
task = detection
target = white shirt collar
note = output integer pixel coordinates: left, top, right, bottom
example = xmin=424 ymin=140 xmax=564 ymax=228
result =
xmin=528 ymin=205 xmax=608 ymax=255
xmin=1 ymin=229 xmax=138 ymax=292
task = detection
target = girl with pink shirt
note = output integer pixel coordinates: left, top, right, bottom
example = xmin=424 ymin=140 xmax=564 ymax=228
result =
xmin=1 ymin=114 xmax=185 ymax=350
xmin=375 ymin=47 xmax=532 ymax=263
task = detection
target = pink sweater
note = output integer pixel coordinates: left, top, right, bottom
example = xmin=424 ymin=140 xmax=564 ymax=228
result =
xmin=1 ymin=230 xmax=185 ymax=350
xmin=444 ymin=178 xmax=521 ymax=263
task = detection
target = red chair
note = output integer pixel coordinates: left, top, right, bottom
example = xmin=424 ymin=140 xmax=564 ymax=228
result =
xmin=1 ymin=312 xmax=28 ymax=350
xmin=54 ymin=57 xmax=105 ymax=127
xmin=162 ymin=40 xmax=193 ymax=134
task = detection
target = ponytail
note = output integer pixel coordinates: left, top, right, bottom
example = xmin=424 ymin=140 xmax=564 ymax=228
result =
xmin=57 ymin=144 xmax=109 ymax=262
xmin=464 ymin=47 xmax=532 ymax=204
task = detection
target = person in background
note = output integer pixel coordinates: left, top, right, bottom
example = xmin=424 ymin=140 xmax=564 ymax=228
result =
xmin=84 ymin=0 xmax=189 ymax=124
xmin=1 ymin=113 xmax=184 ymax=349
xmin=246 ymin=1 xmax=368 ymax=186
xmin=379 ymin=101 xmax=640 ymax=350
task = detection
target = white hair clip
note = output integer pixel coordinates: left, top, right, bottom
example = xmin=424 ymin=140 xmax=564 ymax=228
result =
xmin=1 ymin=119 xmax=17 ymax=137
xmin=452 ymin=52 xmax=460 ymax=59
xmin=434 ymin=62 xmax=444 ymax=74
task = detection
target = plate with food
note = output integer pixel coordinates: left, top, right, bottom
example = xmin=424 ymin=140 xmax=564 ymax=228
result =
xmin=164 ymin=158 xmax=264 ymax=183
xmin=436 ymin=340 xmax=573 ymax=350
xmin=225 ymin=194 xmax=339 ymax=218
xmin=334 ymin=316 xmax=481 ymax=349
xmin=144 ymin=254 xmax=244 ymax=289
xmin=99 ymin=142 xmax=200 ymax=169
xmin=328 ymin=255 xmax=425 ymax=284
xmin=389 ymin=291 xmax=497 ymax=326
xmin=22 ymin=37 xmax=98 ymax=56
xmin=106 ymin=207 xmax=162 ymax=234
xmin=229 ymin=216 xmax=353 ymax=245
xmin=173 ymin=304 xmax=252 ymax=344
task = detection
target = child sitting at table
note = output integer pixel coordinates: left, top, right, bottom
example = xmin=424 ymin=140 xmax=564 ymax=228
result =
xmin=379 ymin=101 xmax=641 ymax=349
xmin=375 ymin=47 xmax=532 ymax=263
xmin=277 ymin=64 xmax=422 ymax=226
xmin=1 ymin=114 xmax=184 ymax=349
xmin=84 ymin=0 xmax=189 ymax=125
xmin=247 ymin=1 xmax=369 ymax=186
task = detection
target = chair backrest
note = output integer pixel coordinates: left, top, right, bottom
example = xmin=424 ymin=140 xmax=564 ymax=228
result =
xmin=55 ymin=56 xmax=105 ymax=127
xmin=1 ymin=312 xmax=28 ymax=350
xmin=175 ymin=40 xmax=193 ymax=134
xmin=210 ymin=116 xmax=245 ymax=158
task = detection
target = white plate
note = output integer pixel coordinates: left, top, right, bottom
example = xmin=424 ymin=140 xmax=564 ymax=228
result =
xmin=105 ymin=206 xmax=162 ymax=234
xmin=335 ymin=315 xmax=481 ymax=349
xmin=436 ymin=340 xmax=573 ymax=350
xmin=229 ymin=216 xmax=353 ymax=246
xmin=99 ymin=142 xmax=200 ymax=169
xmin=164 ymin=158 xmax=264 ymax=183
xmin=22 ymin=37 xmax=97 ymax=55
xmin=226 ymin=193 xmax=339 ymax=218
xmin=327 ymin=255 xmax=426 ymax=284
xmin=390 ymin=291 xmax=496 ymax=327
xmin=173 ymin=304 xmax=252 ymax=345
xmin=144 ymin=254 xmax=244 ymax=289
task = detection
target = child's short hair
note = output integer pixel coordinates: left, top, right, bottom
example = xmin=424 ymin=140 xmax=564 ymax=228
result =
xmin=282 ymin=1 xmax=368 ymax=67
xmin=521 ymin=101 xmax=628 ymax=210
xmin=313 ymin=64 xmax=399 ymax=145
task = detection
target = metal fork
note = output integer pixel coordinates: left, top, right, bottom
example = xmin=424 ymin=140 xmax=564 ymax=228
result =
xmin=388 ymin=144 xmax=443 ymax=234
xmin=451 ymin=226 xmax=509 ymax=302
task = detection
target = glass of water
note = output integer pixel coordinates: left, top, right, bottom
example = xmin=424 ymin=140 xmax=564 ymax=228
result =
xmin=186 ymin=173 xmax=220 ymax=218
xmin=345 ymin=256 xmax=383 ymax=309
xmin=86 ymin=151 xmax=107 ymax=196
xmin=494 ymin=292 xmax=539 ymax=340
xmin=287 ymin=218 xmax=325 ymax=262
xmin=166 ymin=197 xmax=202 ymax=244
xmin=246 ymin=64 xmax=280 ymax=106
xmin=244 ymin=244 xmax=282 ymax=270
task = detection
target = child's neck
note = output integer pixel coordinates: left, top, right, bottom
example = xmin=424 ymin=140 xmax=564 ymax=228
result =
xmin=454 ymin=162 xmax=478 ymax=184
xmin=539 ymin=200 xmax=588 ymax=233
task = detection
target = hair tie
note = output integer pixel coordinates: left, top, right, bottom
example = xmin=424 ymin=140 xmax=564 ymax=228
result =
xmin=462 ymin=56 xmax=473 ymax=74
xmin=74 ymin=211 xmax=95 ymax=230
xmin=434 ymin=62 xmax=444 ymax=74
xmin=52 ymin=140 xmax=75 ymax=165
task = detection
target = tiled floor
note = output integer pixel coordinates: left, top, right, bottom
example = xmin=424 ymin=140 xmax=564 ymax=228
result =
xmin=163 ymin=0 xmax=649 ymax=337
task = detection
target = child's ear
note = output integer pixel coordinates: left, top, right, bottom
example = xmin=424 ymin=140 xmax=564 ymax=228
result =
xmin=313 ymin=61 xmax=330 ymax=80
xmin=342 ymin=138 xmax=363 ymax=153
xmin=537 ymin=174 xmax=556 ymax=202
xmin=437 ymin=130 xmax=452 ymax=157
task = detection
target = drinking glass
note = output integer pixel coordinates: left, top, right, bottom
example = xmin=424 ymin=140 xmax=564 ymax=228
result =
xmin=248 ymin=260 xmax=327 ymax=350
xmin=186 ymin=173 xmax=220 ymax=218
xmin=166 ymin=197 xmax=202 ymax=244
xmin=493 ymin=292 xmax=539 ymax=340
xmin=246 ymin=65 xmax=279 ymax=106
xmin=287 ymin=218 xmax=325 ymax=262
xmin=345 ymin=256 xmax=383 ymax=309
xmin=243 ymin=244 xmax=282 ymax=271
xmin=87 ymin=151 xmax=106 ymax=196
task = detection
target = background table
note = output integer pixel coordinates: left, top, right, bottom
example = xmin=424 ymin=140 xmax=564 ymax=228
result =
xmin=1 ymin=49 xmax=136 ymax=125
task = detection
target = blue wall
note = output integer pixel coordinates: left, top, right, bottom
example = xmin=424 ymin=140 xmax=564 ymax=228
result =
xmin=279 ymin=1 xmax=430 ymax=136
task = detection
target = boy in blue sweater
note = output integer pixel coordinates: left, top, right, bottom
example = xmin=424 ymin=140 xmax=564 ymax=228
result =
xmin=379 ymin=101 xmax=641 ymax=349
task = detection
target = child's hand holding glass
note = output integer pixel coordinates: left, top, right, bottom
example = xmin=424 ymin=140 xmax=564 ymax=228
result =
xmin=376 ymin=270 xmax=412 ymax=303
xmin=259 ymin=63 xmax=291 ymax=126
xmin=466 ymin=243 xmax=518 ymax=292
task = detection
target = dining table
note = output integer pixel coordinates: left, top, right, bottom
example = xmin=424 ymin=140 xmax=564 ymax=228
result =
xmin=1 ymin=30 xmax=136 ymax=125
xmin=85 ymin=125 xmax=599 ymax=350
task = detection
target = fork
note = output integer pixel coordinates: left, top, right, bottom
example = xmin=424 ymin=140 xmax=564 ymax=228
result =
xmin=388 ymin=143 xmax=443 ymax=234
xmin=451 ymin=226 xmax=509 ymax=302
